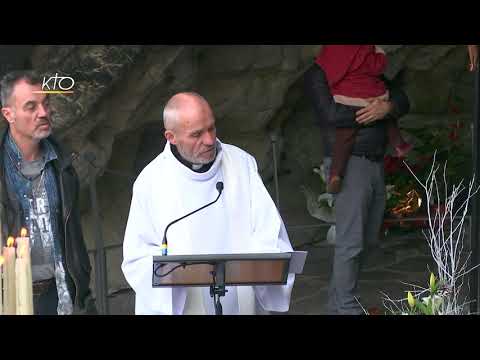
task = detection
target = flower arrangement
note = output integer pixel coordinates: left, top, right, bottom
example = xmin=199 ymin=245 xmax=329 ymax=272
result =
xmin=404 ymin=273 xmax=444 ymax=315
xmin=301 ymin=159 xmax=336 ymax=244
xmin=302 ymin=160 xmax=335 ymax=224
xmin=382 ymin=152 xmax=479 ymax=315
xmin=384 ymin=101 xmax=471 ymax=233
xmin=382 ymin=272 xmax=445 ymax=315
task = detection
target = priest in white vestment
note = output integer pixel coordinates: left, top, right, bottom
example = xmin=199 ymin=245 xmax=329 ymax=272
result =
xmin=121 ymin=92 xmax=295 ymax=315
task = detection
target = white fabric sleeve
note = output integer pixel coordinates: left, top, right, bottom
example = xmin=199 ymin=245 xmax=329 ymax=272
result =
xmin=121 ymin=181 xmax=173 ymax=315
xmin=248 ymin=156 xmax=295 ymax=312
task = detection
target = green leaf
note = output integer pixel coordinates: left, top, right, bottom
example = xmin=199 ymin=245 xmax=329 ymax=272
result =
xmin=426 ymin=297 xmax=433 ymax=315
xmin=416 ymin=301 xmax=428 ymax=314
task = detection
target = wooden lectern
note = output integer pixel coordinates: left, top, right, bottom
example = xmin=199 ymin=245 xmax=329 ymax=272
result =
xmin=152 ymin=252 xmax=307 ymax=315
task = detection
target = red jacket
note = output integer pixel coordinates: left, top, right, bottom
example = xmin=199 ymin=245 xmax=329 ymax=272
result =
xmin=315 ymin=45 xmax=387 ymax=98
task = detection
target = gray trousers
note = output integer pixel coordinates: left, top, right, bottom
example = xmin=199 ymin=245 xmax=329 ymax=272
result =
xmin=327 ymin=156 xmax=386 ymax=315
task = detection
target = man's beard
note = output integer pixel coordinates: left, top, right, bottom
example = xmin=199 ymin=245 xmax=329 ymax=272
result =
xmin=33 ymin=126 xmax=52 ymax=141
xmin=178 ymin=146 xmax=216 ymax=165
xmin=32 ymin=119 xmax=52 ymax=140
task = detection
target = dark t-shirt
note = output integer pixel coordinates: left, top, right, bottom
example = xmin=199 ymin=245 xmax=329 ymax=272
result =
xmin=20 ymin=157 xmax=55 ymax=282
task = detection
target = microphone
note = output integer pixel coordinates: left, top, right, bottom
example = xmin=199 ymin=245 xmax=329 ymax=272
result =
xmin=162 ymin=181 xmax=224 ymax=256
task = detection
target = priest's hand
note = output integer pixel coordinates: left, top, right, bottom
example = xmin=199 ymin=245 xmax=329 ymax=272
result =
xmin=356 ymin=98 xmax=393 ymax=125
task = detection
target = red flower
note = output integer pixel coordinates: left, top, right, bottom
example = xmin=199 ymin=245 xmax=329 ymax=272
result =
xmin=384 ymin=155 xmax=402 ymax=175
xmin=450 ymin=105 xmax=460 ymax=115
xmin=448 ymin=120 xmax=464 ymax=129
xmin=448 ymin=130 xmax=459 ymax=142
xmin=448 ymin=97 xmax=461 ymax=115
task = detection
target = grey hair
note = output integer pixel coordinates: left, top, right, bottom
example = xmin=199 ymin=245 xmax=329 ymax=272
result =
xmin=163 ymin=92 xmax=209 ymax=130
xmin=0 ymin=70 xmax=43 ymax=107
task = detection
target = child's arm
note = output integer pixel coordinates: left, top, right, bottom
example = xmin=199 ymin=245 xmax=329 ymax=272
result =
xmin=468 ymin=45 xmax=478 ymax=72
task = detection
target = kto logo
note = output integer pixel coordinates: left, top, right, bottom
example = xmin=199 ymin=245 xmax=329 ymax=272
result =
xmin=33 ymin=73 xmax=75 ymax=94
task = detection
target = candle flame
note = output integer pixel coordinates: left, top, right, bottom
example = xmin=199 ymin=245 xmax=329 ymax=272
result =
xmin=7 ymin=236 xmax=15 ymax=247
xmin=20 ymin=227 xmax=28 ymax=237
xmin=0 ymin=256 xmax=4 ymax=266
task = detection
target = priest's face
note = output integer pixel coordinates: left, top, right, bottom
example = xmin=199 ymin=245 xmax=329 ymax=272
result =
xmin=168 ymin=101 xmax=217 ymax=165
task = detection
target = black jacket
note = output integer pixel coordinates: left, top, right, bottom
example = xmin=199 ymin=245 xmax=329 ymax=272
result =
xmin=0 ymin=127 xmax=96 ymax=314
xmin=304 ymin=63 xmax=411 ymax=157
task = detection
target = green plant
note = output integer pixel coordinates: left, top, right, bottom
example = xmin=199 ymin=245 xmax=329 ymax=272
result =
xmin=382 ymin=154 xmax=479 ymax=315
xmin=402 ymin=273 xmax=445 ymax=315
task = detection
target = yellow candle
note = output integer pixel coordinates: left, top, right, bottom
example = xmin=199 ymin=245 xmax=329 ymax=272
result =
xmin=3 ymin=237 xmax=16 ymax=315
xmin=15 ymin=239 xmax=33 ymax=315
xmin=0 ymin=256 xmax=4 ymax=315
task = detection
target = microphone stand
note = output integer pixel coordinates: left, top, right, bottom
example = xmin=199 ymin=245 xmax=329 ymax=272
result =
xmin=210 ymin=261 xmax=227 ymax=315
xmin=161 ymin=182 xmax=227 ymax=314
xmin=154 ymin=259 xmax=228 ymax=315
xmin=162 ymin=182 xmax=224 ymax=256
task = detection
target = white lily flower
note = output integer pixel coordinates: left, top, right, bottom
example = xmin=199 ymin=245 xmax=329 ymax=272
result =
xmin=317 ymin=193 xmax=334 ymax=209
xmin=421 ymin=295 xmax=444 ymax=313
xmin=386 ymin=185 xmax=396 ymax=201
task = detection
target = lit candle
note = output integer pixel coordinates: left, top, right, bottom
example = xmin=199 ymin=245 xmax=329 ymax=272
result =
xmin=0 ymin=256 xmax=4 ymax=315
xmin=15 ymin=233 xmax=33 ymax=315
xmin=3 ymin=236 xmax=16 ymax=315
xmin=15 ymin=228 xmax=30 ymax=266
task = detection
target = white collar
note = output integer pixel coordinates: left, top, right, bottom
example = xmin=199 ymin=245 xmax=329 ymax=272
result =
xmin=164 ymin=140 xmax=224 ymax=182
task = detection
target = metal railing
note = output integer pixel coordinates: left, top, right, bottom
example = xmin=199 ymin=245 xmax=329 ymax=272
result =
xmin=84 ymin=153 xmax=137 ymax=315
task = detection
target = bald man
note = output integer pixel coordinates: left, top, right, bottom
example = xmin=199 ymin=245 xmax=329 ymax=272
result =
xmin=121 ymin=92 xmax=295 ymax=315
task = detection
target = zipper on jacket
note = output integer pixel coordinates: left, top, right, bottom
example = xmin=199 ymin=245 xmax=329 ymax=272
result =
xmin=63 ymin=206 xmax=78 ymax=303
xmin=59 ymin=170 xmax=80 ymax=310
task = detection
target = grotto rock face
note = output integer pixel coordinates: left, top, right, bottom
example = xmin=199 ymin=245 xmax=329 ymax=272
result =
xmin=0 ymin=45 xmax=475 ymax=298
